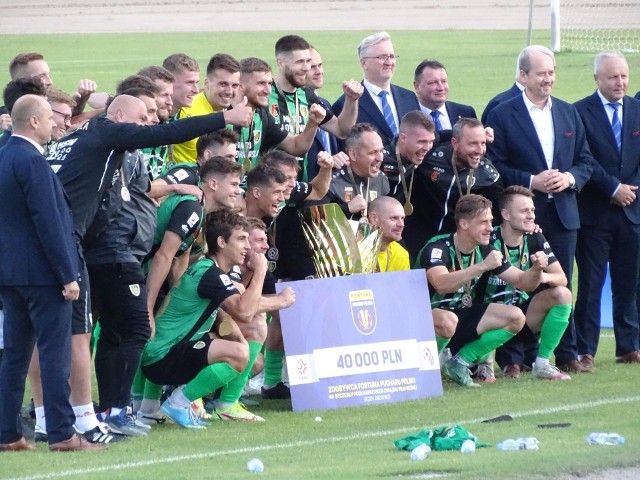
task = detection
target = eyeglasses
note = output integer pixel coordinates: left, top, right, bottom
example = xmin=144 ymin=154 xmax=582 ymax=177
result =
xmin=362 ymin=54 xmax=399 ymax=62
xmin=52 ymin=109 xmax=72 ymax=124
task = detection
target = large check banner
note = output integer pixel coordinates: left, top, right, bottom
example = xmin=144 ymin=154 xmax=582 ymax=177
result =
xmin=277 ymin=270 xmax=443 ymax=411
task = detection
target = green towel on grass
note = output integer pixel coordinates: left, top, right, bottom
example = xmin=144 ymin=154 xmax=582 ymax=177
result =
xmin=394 ymin=424 xmax=491 ymax=451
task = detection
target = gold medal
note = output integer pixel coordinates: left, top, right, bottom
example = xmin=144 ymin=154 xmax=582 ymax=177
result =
xmin=403 ymin=201 xmax=414 ymax=216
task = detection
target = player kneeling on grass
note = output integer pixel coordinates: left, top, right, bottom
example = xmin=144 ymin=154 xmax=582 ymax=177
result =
xmin=213 ymin=218 xmax=296 ymax=421
xmin=415 ymin=194 xmax=547 ymax=387
xmin=140 ymin=210 xmax=268 ymax=429
xmin=481 ymin=186 xmax=572 ymax=381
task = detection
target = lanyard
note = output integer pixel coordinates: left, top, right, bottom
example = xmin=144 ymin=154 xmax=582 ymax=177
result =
xmin=451 ymin=155 xmax=475 ymax=197
xmin=395 ymin=143 xmax=415 ymax=215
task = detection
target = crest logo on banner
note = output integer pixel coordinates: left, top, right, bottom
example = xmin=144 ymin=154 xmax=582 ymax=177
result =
xmin=349 ymin=290 xmax=377 ymax=335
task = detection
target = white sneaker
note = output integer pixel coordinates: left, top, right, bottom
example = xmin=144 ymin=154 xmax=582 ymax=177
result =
xmin=532 ymin=362 xmax=571 ymax=380
xmin=243 ymin=370 xmax=265 ymax=397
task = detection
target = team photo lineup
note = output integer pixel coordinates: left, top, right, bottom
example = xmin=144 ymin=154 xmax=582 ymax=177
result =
xmin=1 ymin=27 xmax=640 ymax=456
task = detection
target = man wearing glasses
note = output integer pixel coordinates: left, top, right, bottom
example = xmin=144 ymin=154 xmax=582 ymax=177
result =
xmin=332 ymin=31 xmax=420 ymax=147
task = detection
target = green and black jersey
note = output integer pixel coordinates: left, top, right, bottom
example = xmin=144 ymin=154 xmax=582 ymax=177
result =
xmin=230 ymin=107 xmax=288 ymax=170
xmin=268 ymin=85 xmax=333 ymax=181
xmin=416 ymin=232 xmax=510 ymax=310
xmin=480 ymin=227 xmax=557 ymax=306
xmin=141 ymin=257 xmax=239 ymax=365
xmin=144 ymin=193 xmax=203 ymax=270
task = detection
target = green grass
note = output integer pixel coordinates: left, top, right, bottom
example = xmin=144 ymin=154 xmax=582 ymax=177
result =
xmin=2 ymin=333 xmax=639 ymax=480
xmin=2 ymin=29 xmax=638 ymax=114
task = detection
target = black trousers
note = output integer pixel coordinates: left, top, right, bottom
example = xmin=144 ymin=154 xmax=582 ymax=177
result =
xmin=88 ymin=262 xmax=150 ymax=411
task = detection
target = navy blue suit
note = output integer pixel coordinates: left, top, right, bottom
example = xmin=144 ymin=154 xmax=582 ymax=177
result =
xmin=306 ymin=96 xmax=338 ymax=180
xmin=481 ymin=83 xmax=522 ymax=125
xmin=486 ymin=94 xmax=595 ymax=365
xmin=574 ymin=93 xmax=640 ymax=358
xmin=432 ymin=100 xmax=477 ymax=144
xmin=0 ymin=136 xmax=79 ymax=445
xmin=332 ymin=82 xmax=420 ymax=147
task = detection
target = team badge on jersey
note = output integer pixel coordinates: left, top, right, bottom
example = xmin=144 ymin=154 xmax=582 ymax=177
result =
xmin=430 ymin=248 xmax=443 ymax=261
xmin=349 ymin=289 xmax=377 ymax=335
xmin=172 ymin=169 xmax=189 ymax=182
xmin=300 ymin=105 xmax=308 ymax=118
xmin=219 ymin=274 xmax=232 ymax=286
xmin=271 ymin=104 xmax=279 ymax=117
xmin=193 ymin=341 xmax=206 ymax=350
xmin=344 ymin=191 xmax=353 ymax=202
xmin=129 ymin=284 xmax=140 ymax=296
xmin=254 ymin=130 xmax=262 ymax=143
xmin=431 ymin=171 xmax=439 ymax=182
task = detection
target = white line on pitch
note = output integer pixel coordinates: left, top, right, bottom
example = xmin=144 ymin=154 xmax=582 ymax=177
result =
xmin=5 ymin=395 xmax=640 ymax=480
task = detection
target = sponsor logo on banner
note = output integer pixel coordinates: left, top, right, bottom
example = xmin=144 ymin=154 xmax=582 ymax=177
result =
xmin=349 ymin=289 xmax=377 ymax=335
xmin=129 ymin=284 xmax=140 ymax=296
xmin=296 ymin=358 xmax=308 ymax=375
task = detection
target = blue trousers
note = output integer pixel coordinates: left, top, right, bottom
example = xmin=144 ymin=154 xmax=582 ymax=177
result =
xmin=0 ymin=285 xmax=75 ymax=444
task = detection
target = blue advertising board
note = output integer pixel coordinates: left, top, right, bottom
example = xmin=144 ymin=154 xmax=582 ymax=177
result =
xmin=276 ymin=270 xmax=443 ymax=411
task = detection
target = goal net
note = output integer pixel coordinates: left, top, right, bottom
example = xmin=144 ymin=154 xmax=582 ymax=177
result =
xmin=558 ymin=1 xmax=640 ymax=52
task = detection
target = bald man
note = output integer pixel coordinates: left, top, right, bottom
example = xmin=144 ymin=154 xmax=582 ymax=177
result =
xmin=40 ymin=93 xmax=251 ymax=440
xmin=368 ymin=196 xmax=410 ymax=272
xmin=0 ymin=96 xmax=103 ymax=451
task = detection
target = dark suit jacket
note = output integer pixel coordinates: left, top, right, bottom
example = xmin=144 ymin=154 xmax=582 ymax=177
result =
xmin=0 ymin=136 xmax=78 ymax=287
xmin=306 ymin=96 xmax=338 ymax=179
xmin=481 ymin=83 xmax=522 ymax=124
xmin=445 ymin=101 xmax=477 ymax=123
xmin=635 ymin=91 xmax=640 ymax=100
xmin=486 ymin=94 xmax=594 ymax=231
xmin=575 ymin=92 xmax=640 ymax=225
xmin=332 ymin=82 xmax=420 ymax=146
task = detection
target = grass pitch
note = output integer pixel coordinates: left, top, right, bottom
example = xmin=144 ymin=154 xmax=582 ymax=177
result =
xmin=1 ymin=333 xmax=639 ymax=480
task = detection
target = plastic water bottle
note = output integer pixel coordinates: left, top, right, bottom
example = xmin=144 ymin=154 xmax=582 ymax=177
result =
xmin=246 ymin=458 xmax=264 ymax=473
xmin=460 ymin=439 xmax=476 ymax=453
xmin=586 ymin=433 xmax=625 ymax=445
xmin=496 ymin=437 xmax=539 ymax=450
xmin=410 ymin=443 xmax=432 ymax=461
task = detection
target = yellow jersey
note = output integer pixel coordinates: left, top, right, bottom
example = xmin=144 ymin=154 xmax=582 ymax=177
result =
xmin=171 ymin=92 xmax=220 ymax=164
xmin=377 ymin=241 xmax=410 ymax=272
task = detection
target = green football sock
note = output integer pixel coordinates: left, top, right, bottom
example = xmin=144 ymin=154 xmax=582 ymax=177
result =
xmin=538 ymin=304 xmax=571 ymax=359
xmin=436 ymin=335 xmax=450 ymax=353
xmin=183 ymin=363 xmax=240 ymax=402
xmin=218 ymin=341 xmax=262 ymax=404
xmin=458 ymin=328 xmax=515 ymax=364
xmin=131 ymin=365 xmax=145 ymax=400
xmin=263 ymin=348 xmax=284 ymax=386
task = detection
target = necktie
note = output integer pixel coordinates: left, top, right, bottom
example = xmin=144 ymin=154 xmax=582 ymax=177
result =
xmin=378 ymin=90 xmax=398 ymax=137
xmin=608 ymin=102 xmax=622 ymax=151
xmin=318 ymin=128 xmax=331 ymax=153
xmin=430 ymin=110 xmax=443 ymax=131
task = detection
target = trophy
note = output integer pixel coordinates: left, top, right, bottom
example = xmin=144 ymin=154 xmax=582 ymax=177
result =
xmin=299 ymin=204 xmax=382 ymax=277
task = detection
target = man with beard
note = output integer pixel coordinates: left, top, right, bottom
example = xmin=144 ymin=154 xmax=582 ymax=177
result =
xmin=367 ymin=196 xmax=410 ymax=272
xmin=172 ymin=54 xmax=240 ymax=165
xmin=234 ymin=57 xmax=325 ymax=171
xmin=138 ymin=65 xmax=176 ymax=178
xmin=321 ymin=123 xmax=389 ymax=221
xmin=269 ymin=35 xmax=362 ymax=181
xmin=403 ymin=118 xmax=503 ymax=260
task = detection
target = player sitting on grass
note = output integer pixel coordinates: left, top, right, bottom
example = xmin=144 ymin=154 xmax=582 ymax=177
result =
xmin=415 ymin=194 xmax=547 ymax=387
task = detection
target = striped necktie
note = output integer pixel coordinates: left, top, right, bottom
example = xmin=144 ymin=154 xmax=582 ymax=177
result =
xmin=608 ymin=102 xmax=622 ymax=151
xmin=378 ymin=90 xmax=398 ymax=136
